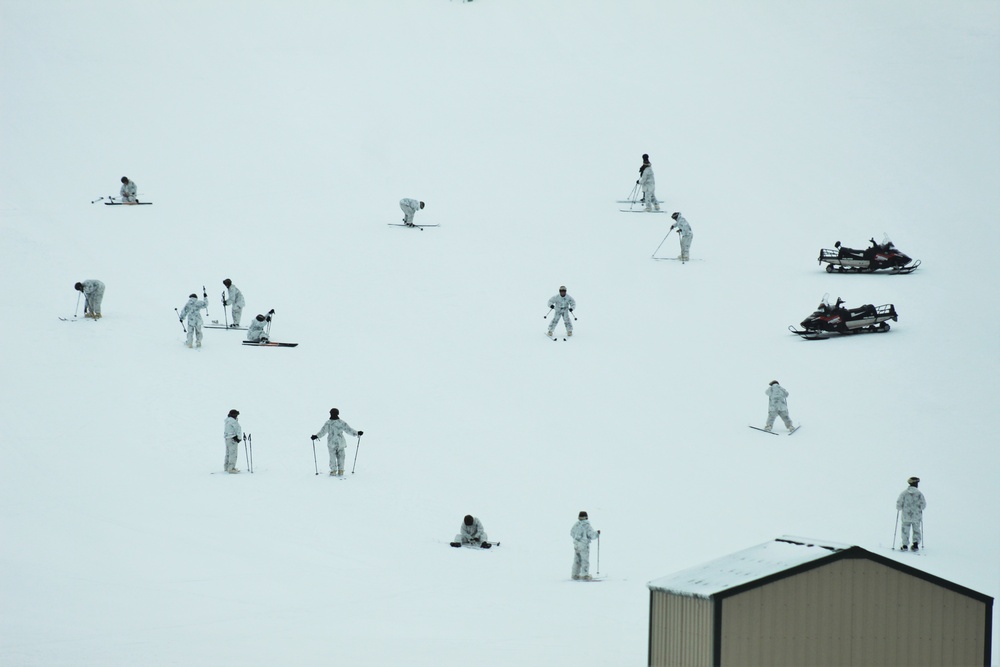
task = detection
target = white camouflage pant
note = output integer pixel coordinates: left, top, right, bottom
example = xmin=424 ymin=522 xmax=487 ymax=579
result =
xmin=642 ymin=187 xmax=657 ymax=206
xmin=766 ymin=409 xmax=792 ymax=430
xmin=186 ymin=322 xmax=204 ymax=346
xmin=901 ymin=521 xmax=922 ymax=546
xmin=679 ymin=232 xmax=693 ymax=258
xmin=328 ymin=443 xmax=346 ymax=472
xmin=548 ymin=309 xmax=573 ymax=334
xmin=224 ymin=437 xmax=239 ymax=471
xmin=231 ymin=305 xmax=243 ymax=326
xmin=572 ymin=543 xmax=591 ymax=578
xmin=400 ymin=201 xmax=418 ymax=225
xmin=86 ymin=286 xmax=105 ymax=315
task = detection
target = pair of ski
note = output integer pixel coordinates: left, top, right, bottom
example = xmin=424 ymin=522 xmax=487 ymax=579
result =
xmin=749 ymin=425 xmax=801 ymax=436
xmin=243 ymin=340 xmax=298 ymax=348
xmin=617 ymin=200 xmax=667 ymax=214
xmin=388 ymin=223 xmax=439 ymax=231
xmin=548 ymin=333 xmax=571 ymax=342
xmin=450 ymin=542 xmax=499 ymax=549
xmin=96 ymin=196 xmax=152 ymax=206
xmin=204 ymin=323 xmax=248 ymax=330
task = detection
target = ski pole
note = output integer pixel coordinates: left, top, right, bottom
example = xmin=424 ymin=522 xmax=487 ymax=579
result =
xmin=222 ymin=291 xmax=229 ymax=328
xmin=248 ymin=433 xmax=253 ymax=473
xmin=651 ymin=232 xmax=671 ymax=259
xmin=74 ymin=292 xmax=81 ymax=318
xmin=892 ymin=509 xmax=899 ymax=550
xmin=544 ymin=308 xmax=552 ymax=319
xmin=596 ymin=532 xmax=601 ymax=574
xmin=243 ymin=433 xmax=249 ymax=472
xmin=174 ymin=308 xmax=187 ymax=332
xmin=265 ymin=309 xmax=275 ymax=338
xmin=920 ymin=518 xmax=924 ymax=549
xmin=626 ymin=181 xmax=639 ymax=203
xmin=202 ymin=286 xmax=209 ymax=316
xmin=90 ymin=196 xmax=104 ymax=204
xmin=312 ymin=438 xmax=319 ymax=475
xmin=351 ymin=433 xmax=363 ymax=474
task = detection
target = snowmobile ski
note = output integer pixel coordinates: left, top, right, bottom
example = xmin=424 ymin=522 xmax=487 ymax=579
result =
xmin=242 ymin=341 xmax=298 ymax=347
xmin=748 ymin=426 xmax=781 ymax=436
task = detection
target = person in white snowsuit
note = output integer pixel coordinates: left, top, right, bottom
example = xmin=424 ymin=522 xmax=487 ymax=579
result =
xmin=310 ymin=408 xmax=363 ymax=476
xmin=896 ymin=476 xmax=926 ymax=551
xmin=451 ymin=515 xmax=491 ymax=548
xmin=120 ymin=176 xmax=137 ymax=203
xmin=637 ymin=156 xmax=659 ymax=211
xmin=223 ymin=409 xmax=242 ymax=473
xmin=399 ymin=198 xmax=425 ymax=226
xmin=547 ymin=286 xmax=576 ymax=337
xmin=222 ymin=279 xmax=245 ymax=327
xmin=669 ymin=212 xmax=693 ymax=262
xmin=246 ymin=314 xmax=269 ymax=342
xmin=764 ymin=380 xmax=794 ymax=432
xmin=74 ymin=279 xmax=105 ymax=318
xmin=570 ymin=511 xmax=600 ymax=580
xmin=178 ymin=293 xmax=208 ymax=348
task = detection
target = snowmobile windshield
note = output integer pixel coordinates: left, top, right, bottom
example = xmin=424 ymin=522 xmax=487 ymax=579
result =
xmin=820 ymin=293 xmax=832 ymax=310
xmin=881 ymin=233 xmax=894 ymax=248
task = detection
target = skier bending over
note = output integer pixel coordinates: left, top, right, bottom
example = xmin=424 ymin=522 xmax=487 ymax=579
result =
xmin=637 ymin=155 xmax=659 ymax=212
xmin=246 ymin=314 xmax=270 ymax=343
xmin=120 ymin=176 xmax=137 ymax=203
xmin=179 ymin=293 xmax=208 ymax=348
xmin=764 ymin=380 xmax=794 ymax=432
xmin=669 ymin=212 xmax=693 ymax=262
xmin=450 ymin=515 xmax=491 ymax=548
xmin=896 ymin=476 xmax=926 ymax=551
xmin=222 ymin=279 xmax=245 ymax=327
xmin=570 ymin=511 xmax=600 ymax=580
xmin=547 ymin=285 xmax=576 ymax=337
xmin=399 ymin=198 xmax=425 ymax=226
xmin=223 ymin=409 xmax=242 ymax=473
xmin=311 ymin=408 xmax=363 ymax=476
xmin=74 ymin=279 xmax=105 ymax=319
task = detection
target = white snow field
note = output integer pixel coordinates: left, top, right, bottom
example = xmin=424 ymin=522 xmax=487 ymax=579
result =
xmin=2 ymin=1 xmax=998 ymax=665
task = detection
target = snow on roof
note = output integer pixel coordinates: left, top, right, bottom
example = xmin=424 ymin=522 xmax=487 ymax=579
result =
xmin=647 ymin=536 xmax=853 ymax=598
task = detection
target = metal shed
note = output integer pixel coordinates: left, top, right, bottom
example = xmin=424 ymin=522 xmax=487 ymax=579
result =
xmin=647 ymin=537 xmax=992 ymax=667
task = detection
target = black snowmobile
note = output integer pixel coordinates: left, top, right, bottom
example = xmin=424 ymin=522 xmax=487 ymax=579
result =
xmin=817 ymin=234 xmax=920 ymax=274
xmin=789 ymin=294 xmax=897 ymax=340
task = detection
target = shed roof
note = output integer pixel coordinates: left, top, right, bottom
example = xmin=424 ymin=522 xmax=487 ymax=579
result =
xmin=647 ymin=536 xmax=993 ymax=605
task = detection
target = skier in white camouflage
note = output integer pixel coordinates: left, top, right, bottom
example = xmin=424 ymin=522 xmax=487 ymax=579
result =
xmin=74 ymin=279 xmax=105 ymax=319
xmin=178 ymin=293 xmax=208 ymax=348
xmin=450 ymin=515 xmax=491 ymax=548
xmin=310 ymin=408 xmax=363 ymax=476
xmin=637 ymin=155 xmax=659 ymax=212
xmin=547 ymin=285 xmax=576 ymax=337
xmin=669 ymin=212 xmax=694 ymax=262
xmin=120 ymin=176 xmax=137 ymax=203
xmin=570 ymin=511 xmax=600 ymax=580
xmin=764 ymin=380 xmax=795 ymax=432
xmin=399 ymin=198 xmax=425 ymax=227
xmin=222 ymin=278 xmax=245 ymax=327
xmin=246 ymin=314 xmax=269 ymax=343
xmin=896 ymin=476 xmax=926 ymax=551
xmin=223 ymin=409 xmax=242 ymax=473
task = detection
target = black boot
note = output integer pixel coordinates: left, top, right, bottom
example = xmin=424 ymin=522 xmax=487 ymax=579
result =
xmin=450 ymin=542 xmax=461 ymax=548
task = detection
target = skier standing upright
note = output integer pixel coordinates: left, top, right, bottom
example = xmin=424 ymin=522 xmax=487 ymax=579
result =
xmin=450 ymin=515 xmax=491 ymax=548
xmin=223 ymin=409 xmax=242 ymax=473
xmin=120 ymin=176 xmax=137 ymax=203
xmin=222 ymin=279 xmax=245 ymax=327
xmin=896 ymin=476 xmax=926 ymax=551
xmin=74 ymin=279 xmax=105 ymax=319
xmin=669 ymin=212 xmax=694 ymax=262
xmin=637 ymin=155 xmax=659 ymax=211
xmin=547 ymin=285 xmax=576 ymax=338
xmin=399 ymin=198 xmax=425 ymax=227
xmin=310 ymin=408 xmax=363 ymax=476
xmin=570 ymin=511 xmax=600 ymax=580
xmin=178 ymin=293 xmax=208 ymax=348
xmin=764 ymin=380 xmax=795 ymax=432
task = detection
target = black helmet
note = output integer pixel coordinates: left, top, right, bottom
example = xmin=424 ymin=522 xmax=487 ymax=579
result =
xmin=228 ymin=409 xmax=239 ymax=417
xmin=329 ymin=408 xmax=340 ymax=418
xmin=464 ymin=515 xmax=474 ymax=525
xmin=121 ymin=176 xmax=129 ymax=184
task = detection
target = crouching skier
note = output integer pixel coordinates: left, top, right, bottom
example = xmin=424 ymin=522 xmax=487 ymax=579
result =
xmin=450 ymin=515 xmax=491 ymax=548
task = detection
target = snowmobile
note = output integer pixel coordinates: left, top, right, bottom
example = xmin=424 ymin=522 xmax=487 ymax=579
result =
xmin=817 ymin=234 xmax=920 ymax=274
xmin=789 ymin=294 xmax=897 ymax=340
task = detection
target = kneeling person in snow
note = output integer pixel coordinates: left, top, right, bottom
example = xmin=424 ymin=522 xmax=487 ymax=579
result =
xmin=120 ymin=176 xmax=137 ymax=203
xmin=179 ymin=293 xmax=208 ymax=348
xmin=669 ymin=212 xmax=693 ymax=262
xmin=222 ymin=278 xmax=245 ymax=327
xmin=223 ymin=409 xmax=242 ymax=473
xmin=547 ymin=285 xmax=576 ymax=337
xmin=75 ymin=279 xmax=105 ymax=319
xmin=896 ymin=476 xmax=926 ymax=551
xmin=764 ymin=380 xmax=794 ymax=432
xmin=570 ymin=511 xmax=600 ymax=580
xmin=451 ymin=515 xmax=491 ymax=548
xmin=246 ymin=314 xmax=270 ymax=343
xmin=399 ymin=198 xmax=425 ymax=226
xmin=310 ymin=408 xmax=363 ymax=476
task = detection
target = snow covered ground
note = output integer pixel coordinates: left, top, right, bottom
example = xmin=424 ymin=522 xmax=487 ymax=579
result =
xmin=1 ymin=1 xmax=998 ymax=665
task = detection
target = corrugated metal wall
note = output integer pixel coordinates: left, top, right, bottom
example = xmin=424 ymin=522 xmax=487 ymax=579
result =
xmin=718 ymin=558 xmax=987 ymax=666
xmin=648 ymin=591 xmax=713 ymax=667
